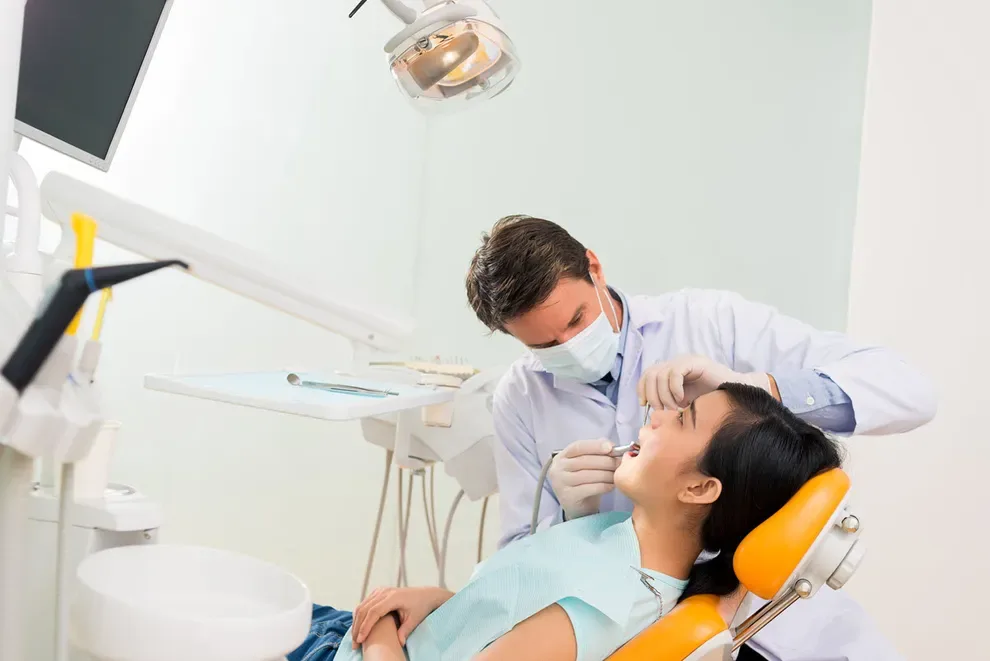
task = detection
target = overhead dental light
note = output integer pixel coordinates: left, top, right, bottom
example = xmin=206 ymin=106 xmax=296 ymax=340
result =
xmin=351 ymin=0 xmax=521 ymax=110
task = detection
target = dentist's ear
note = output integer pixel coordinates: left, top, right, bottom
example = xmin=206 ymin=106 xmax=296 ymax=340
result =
xmin=586 ymin=249 xmax=604 ymax=280
xmin=678 ymin=476 xmax=722 ymax=505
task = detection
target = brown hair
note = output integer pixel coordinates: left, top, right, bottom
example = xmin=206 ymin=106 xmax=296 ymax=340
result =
xmin=465 ymin=215 xmax=591 ymax=331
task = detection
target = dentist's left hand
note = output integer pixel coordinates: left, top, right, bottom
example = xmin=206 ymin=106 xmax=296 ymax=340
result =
xmin=352 ymin=586 xmax=454 ymax=648
xmin=638 ymin=354 xmax=774 ymax=411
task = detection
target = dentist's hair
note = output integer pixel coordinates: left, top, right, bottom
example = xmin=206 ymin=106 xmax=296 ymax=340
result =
xmin=466 ymin=215 xmax=591 ymax=332
xmin=679 ymin=383 xmax=844 ymax=602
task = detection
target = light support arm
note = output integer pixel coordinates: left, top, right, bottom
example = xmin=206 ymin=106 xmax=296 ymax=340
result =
xmin=380 ymin=0 xmax=417 ymax=24
xmin=0 ymin=0 xmax=26 ymax=239
xmin=40 ymin=172 xmax=414 ymax=354
xmin=7 ymin=151 xmax=43 ymax=305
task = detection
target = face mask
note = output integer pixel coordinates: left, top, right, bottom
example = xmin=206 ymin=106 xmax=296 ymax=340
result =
xmin=532 ymin=279 xmax=619 ymax=383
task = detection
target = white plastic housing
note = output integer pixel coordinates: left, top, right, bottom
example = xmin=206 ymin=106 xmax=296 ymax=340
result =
xmin=26 ymin=487 xmax=160 ymax=661
xmin=684 ymin=630 xmax=733 ymax=660
xmin=72 ymin=421 xmax=120 ymax=500
xmin=40 ymin=172 xmax=413 ymax=353
xmin=53 ymin=385 xmax=103 ymax=463
xmin=359 ymin=366 xmax=503 ymax=500
xmin=71 ymin=545 xmax=312 ymax=661
xmin=4 ymin=387 xmax=66 ymax=457
xmin=386 ymin=0 xmax=520 ymax=111
xmin=769 ymin=500 xmax=863 ymax=602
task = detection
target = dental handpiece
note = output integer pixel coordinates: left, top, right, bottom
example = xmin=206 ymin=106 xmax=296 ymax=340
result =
xmin=610 ymin=443 xmax=637 ymax=457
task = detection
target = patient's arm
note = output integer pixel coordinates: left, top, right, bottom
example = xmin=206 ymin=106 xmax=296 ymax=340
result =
xmin=472 ymin=604 xmax=577 ymax=661
xmin=362 ymin=614 xmax=405 ymax=661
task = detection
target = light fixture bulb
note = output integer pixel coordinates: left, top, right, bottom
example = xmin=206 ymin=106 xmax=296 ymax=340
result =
xmin=384 ymin=1 xmax=520 ymax=111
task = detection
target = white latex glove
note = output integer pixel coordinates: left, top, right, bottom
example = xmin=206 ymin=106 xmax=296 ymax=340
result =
xmin=548 ymin=438 xmax=622 ymax=521
xmin=637 ymin=354 xmax=772 ymax=411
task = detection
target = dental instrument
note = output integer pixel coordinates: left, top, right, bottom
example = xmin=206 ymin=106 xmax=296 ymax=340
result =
xmin=530 ymin=440 xmax=642 ymax=535
xmin=286 ymin=373 xmax=399 ymax=397
xmin=609 ymin=443 xmax=639 ymax=458
xmin=3 ymin=262 xmax=186 ymax=394
xmin=0 ymin=260 xmax=185 ymax=661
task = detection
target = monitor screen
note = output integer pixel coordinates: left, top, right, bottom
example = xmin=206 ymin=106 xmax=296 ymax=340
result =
xmin=14 ymin=0 xmax=172 ymax=171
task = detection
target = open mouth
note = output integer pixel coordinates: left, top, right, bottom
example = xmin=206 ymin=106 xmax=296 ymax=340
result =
xmin=628 ymin=443 xmax=640 ymax=458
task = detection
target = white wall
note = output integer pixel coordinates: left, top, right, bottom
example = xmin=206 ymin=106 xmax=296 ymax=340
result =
xmin=843 ymin=0 xmax=989 ymax=657
xmin=412 ymin=0 xmax=873 ymax=368
xmin=9 ymin=0 xmax=432 ymax=606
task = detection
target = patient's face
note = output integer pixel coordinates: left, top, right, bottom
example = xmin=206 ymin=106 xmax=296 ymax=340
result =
xmin=615 ymin=390 xmax=732 ymax=506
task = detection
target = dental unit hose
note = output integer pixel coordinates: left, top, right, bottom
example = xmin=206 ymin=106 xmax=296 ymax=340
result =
xmin=529 ymin=442 xmax=639 ymax=536
xmin=2 ymin=260 xmax=187 ymax=392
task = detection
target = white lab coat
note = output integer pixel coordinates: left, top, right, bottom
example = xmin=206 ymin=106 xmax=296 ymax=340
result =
xmin=492 ymin=289 xmax=932 ymax=661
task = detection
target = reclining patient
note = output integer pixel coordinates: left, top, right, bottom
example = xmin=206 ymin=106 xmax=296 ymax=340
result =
xmin=289 ymin=383 xmax=843 ymax=661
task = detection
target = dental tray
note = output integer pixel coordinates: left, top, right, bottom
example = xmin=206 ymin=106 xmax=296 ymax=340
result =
xmin=144 ymin=371 xmax=455 ymax=421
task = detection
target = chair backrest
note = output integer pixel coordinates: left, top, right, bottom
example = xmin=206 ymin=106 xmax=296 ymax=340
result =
xmin=607 ymin=468 xmax=863 ymax=661
xmin=734 ymin=468 xmax=852 ymax=600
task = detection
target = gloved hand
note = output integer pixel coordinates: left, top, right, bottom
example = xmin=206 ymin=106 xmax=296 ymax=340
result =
xmin=548 ymin=439 xmax=622 ymax=521
xmin=637 ymin=354 xmax=772 ymax=411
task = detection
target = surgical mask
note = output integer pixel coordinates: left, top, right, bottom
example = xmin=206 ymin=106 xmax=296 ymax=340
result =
xmin=532 ymin=279 xmax=620 ymax=383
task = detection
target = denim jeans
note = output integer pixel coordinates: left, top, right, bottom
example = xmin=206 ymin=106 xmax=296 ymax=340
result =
xmin=287 ymin=605 xmax=354 ymax=661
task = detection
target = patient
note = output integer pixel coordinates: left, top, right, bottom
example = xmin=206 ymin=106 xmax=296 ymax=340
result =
xmin=289 ymin=383 xmax=843 ymax=661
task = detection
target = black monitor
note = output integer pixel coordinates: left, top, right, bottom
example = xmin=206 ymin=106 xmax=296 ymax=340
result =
xmin=14 ymin=0 xmax=173 ymax=171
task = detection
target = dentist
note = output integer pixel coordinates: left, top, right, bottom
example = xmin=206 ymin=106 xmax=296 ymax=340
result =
xmin=465 ymin=215 xmax=935 ymax=661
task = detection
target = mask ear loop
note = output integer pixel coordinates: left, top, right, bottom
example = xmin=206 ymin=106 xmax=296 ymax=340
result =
xmin=590 ymin=274 xmax=620 ymax=333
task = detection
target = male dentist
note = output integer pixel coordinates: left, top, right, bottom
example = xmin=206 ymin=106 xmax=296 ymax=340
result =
xmin=465 ymin=215 xmax=935 ymax=661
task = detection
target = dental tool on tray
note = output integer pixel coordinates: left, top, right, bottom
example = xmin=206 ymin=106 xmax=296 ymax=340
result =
xmin=286 ymin=372 xmax=399 ymax=398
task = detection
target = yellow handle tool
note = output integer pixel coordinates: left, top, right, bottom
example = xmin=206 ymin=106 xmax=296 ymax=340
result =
xmin=91 ymin=289 xmax=113 ymax=342
xmin=66 ymin=213 xmax=98 ymax=336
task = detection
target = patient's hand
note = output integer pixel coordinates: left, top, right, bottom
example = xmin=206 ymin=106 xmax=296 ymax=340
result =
xmin=362 ymin=614 xmax=405 ymax=661
xmin=352 ymin=586 xmax=454 ymax=648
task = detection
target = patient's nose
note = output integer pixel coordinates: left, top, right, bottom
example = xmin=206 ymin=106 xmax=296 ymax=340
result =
xmin=649 ymin=409 xmax=673 ymax=428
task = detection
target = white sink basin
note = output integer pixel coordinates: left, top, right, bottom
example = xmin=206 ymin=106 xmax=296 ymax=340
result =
xmin=72 ymin=544 xmax=312 ymax=661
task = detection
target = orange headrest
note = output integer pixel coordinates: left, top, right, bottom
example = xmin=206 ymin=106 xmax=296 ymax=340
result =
xmin=733 ymin=468 xmax=850 ymax=600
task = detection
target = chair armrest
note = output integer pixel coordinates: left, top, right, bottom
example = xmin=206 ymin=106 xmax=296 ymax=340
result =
xmin=607 ymin=596 xmax=729 ymax=661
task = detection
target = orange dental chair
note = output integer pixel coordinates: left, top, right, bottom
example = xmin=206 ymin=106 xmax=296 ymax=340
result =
xmin=607 ymin=468 xmax=864 ymax=661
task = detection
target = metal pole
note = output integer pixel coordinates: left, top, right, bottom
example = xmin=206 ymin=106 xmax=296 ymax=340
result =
xmin=0 ymin=445 xmax=33 ymax=661
xmin=732 ymin=589 xmax=802 ymax=653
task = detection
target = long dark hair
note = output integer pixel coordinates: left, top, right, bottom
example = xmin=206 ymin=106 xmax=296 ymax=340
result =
xmin=679 ymin=383 xmax=844 ymax=602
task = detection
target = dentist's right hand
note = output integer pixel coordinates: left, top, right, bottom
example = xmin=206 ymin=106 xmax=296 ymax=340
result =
xmin=548 ymin=439 xmax=622 ymax=520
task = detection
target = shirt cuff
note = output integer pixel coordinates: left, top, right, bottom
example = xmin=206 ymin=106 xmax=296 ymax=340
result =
xmin=771 ymin=368 xmax=857 ymax=433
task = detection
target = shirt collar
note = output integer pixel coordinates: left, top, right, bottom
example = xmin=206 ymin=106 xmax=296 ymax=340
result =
xmin=609 ymin=286 xmax=631 ymax=359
